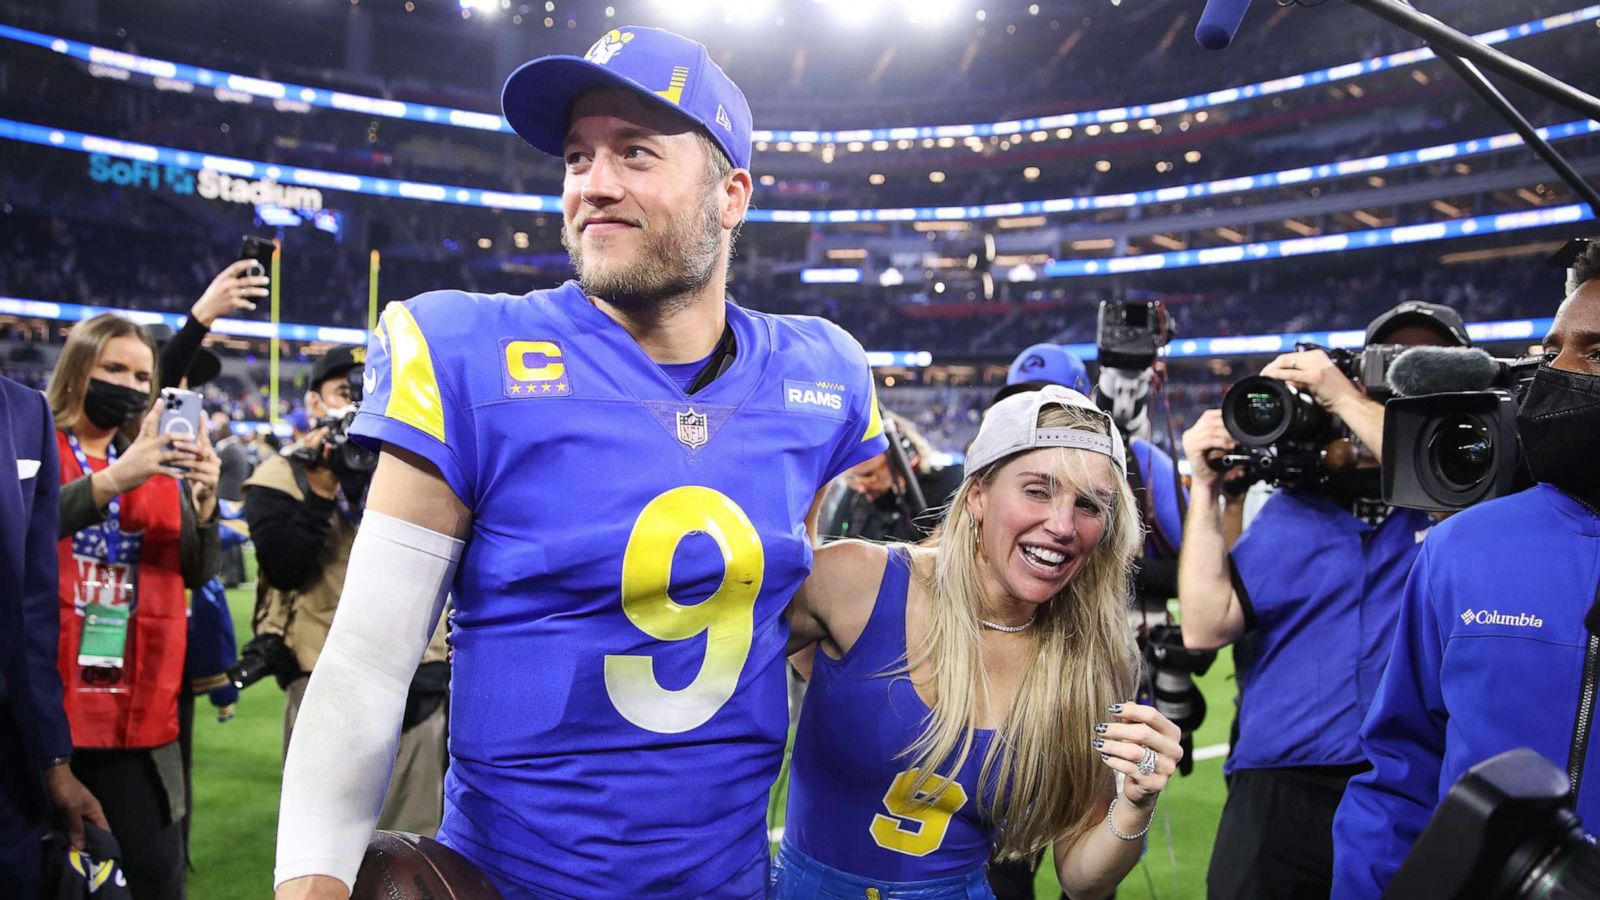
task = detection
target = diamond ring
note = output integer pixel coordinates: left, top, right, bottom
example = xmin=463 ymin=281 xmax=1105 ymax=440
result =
xmin=1137 ymin=747 xmax=1159 ymax=776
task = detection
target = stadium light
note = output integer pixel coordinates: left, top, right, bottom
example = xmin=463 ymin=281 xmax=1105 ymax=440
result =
xmin=819 ymin=0 xmax=886 ymax=26
xmin=458 ymin=0 xmax=497 ymax=16
xmin=906 ymin=0 xmax=963 ymax=25
xmin=653 ymin=0 xmax=713 ymax=21
xmin=1007 ymin=263 xmax=1039 ymax=283
xmin=879 ymin=267 xmax=906 ymax=287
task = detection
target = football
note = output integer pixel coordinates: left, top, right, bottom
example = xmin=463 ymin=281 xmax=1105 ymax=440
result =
xmin=350 ymin=831 xmax=502 ymax=900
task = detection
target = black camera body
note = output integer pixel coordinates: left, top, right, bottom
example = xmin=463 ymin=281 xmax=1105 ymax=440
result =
xmin=227 ymin=632 xmax=298 ymax=690
xmin=1096 ymin=299 xmax=1173 ymax=370
xmin=1388 ymin=747 xmax=1600 ymax=899
xmin=1381 ymin=350 xmax=1538 ymax=513
xmin=291 ymin=366 xmax=378 ymax=476
xmin=1215 ymin=343 xmax=1394 ymax=491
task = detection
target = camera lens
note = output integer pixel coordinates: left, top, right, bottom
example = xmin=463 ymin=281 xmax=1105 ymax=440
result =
xmin=1238 ymin=390 xmax=1284 ymax=438
xmin=1429 ymin=416 xmax=1493 ymax=489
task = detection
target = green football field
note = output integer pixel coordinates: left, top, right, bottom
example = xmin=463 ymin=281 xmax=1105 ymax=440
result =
xmin=189 ymin=575 xmax=1232 ymax=898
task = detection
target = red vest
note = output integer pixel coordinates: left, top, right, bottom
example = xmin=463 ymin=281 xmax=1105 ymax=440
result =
xmin=55 ymin=430 xmax=188 ymax=749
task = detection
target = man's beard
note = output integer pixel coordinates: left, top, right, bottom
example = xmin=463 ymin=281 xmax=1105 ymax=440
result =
xmin=563 ymin=190 xmax=724 ymax=315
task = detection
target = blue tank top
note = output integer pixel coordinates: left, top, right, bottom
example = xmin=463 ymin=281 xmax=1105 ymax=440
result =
xmin=786 ymin=547 xmax=1000 ymax=881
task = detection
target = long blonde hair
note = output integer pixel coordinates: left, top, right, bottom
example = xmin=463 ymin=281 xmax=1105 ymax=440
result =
xmin=47 ymin=313 xmax=159 ymax=440
xmin=903 ymin=402 xmax=1142 ymax=859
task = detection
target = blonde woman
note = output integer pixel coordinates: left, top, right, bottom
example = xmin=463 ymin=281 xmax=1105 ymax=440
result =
xmin=777 ymin=385 xmax=1181 ymax=899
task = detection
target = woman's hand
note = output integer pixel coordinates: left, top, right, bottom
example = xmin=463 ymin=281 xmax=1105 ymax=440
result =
xmin=103 ymin=401 xmax=188 ymax=494
xmin=184 ymin=425 xmax=222 ymax=521
xmin=1092 ymin=701 xmax=1184 ymax=807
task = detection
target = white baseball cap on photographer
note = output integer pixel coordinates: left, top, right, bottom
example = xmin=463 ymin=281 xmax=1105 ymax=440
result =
xmin=966 ymin=384 xmax=1126 ymax=475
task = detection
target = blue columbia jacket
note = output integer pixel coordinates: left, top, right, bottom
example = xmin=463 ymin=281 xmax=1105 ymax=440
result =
xmin=1331 ymin=484 xmax=1600 ymax=898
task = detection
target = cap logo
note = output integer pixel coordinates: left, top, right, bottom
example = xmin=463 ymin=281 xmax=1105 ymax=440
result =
xmin=656 ymin=65 xmax=690 ymax=106
xmin=350 ymin=346 xmax=366 ymax=365
xmin=584 ymin=29 xmax=634 ymax=65
xmin=1021 ymin=354 xmax=1046 ymax=371
xmin=715 ymin=104 xmax=732 ymax=132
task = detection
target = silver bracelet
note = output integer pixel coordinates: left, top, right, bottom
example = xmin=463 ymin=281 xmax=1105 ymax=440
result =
xmin=1105 ymin=795 xmax=1155 ymax=841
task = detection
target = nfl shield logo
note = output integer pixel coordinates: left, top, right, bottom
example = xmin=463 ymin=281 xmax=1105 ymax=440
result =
xmin=676 ymin=407 xmax=708 ymax=449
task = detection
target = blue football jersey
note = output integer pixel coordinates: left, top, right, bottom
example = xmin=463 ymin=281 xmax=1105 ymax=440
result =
xmin=786 ymin=548 xmax=999 ymax=882
xmin=350 ymin=281 xmax=887 ymax=899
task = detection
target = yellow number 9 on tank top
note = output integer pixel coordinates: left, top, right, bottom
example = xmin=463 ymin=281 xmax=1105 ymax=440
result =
xmin=604 ymin=486 xmax=765 ymax=734
xmin=869 ymin=768 xmax=970 ymax=857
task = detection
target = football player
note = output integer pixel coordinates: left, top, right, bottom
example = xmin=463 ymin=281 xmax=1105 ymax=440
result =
xmin=273 ymin=26 xmax=886 ymax=900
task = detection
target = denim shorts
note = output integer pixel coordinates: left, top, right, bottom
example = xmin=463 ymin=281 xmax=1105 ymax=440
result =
xmin=769 ymin=840 xmax=995 ymax=900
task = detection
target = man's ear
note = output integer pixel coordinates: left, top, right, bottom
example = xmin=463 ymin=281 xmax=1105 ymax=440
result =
xmin=722 ymin=169 xmax=753 ymax=231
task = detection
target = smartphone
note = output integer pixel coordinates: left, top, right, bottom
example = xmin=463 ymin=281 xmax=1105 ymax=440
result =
xmin=159 ymin=388 xmax=204 ymax=473
xmin=240 ymin=235 xmax=275 ymax=285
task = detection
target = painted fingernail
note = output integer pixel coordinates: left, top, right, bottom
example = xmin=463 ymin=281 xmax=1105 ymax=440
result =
xmin=1107 ymin=704 xmax=1123 ymax=714
xmin=1091 ymin=738 xmax=1105 ymax=749
xmin=1094 ymin=723 xmax=1109 ymax=734
xmin=1099 ymin=753 xmax=1109 ymax=762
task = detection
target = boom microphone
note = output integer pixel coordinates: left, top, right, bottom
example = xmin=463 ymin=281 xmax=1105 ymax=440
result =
xmin=1388 ymin=346 xmax=1503 ymax=396
xmin=1195 ymin=0 xmax=1254 ymax=50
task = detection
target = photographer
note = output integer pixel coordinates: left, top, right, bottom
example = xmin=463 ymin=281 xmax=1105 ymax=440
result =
xmin=1179 ymin=301 xmax=1468 ymax=899
xmin=821 ymin=409 xmax=962 ymax=543
xmin=240 ymin=347 xmax=449 ymax=836
xmin=1332 ymin=245 xmax=1600 ymax=897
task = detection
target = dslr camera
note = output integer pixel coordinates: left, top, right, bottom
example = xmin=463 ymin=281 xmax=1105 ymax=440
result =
xmin=1097 ymin=298 xmax=1174 ymax=370
xmin=291 ymin=365 xmax=378 ymax=476
xmin=1215 ymin=343 xmax=1405 ymax=489
xmin=1380 ymin=347 xmax=1538 ymax=512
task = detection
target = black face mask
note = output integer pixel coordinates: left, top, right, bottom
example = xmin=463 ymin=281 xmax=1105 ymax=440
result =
xmin=82 ymin=378 xmax=150 ymax=430
xmin=1516 ymin=365 xmax=1600 ymax=514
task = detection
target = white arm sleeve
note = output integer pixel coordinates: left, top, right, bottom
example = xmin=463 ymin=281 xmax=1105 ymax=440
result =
xmin=273 ymin=509 xmax=463 ymax=892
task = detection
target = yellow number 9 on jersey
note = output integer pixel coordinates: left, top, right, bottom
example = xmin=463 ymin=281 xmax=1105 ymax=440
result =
xmin=869 ymin=768 xmax=970 ymax=857
xmin=604 ymin=486 xmax=765 ymax=734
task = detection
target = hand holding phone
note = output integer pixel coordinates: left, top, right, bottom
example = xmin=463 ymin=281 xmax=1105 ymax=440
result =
xmin=159 ymin=388 xmax=205 ymax=474
xmin=240 ymin=235 xmax=275 ymax=287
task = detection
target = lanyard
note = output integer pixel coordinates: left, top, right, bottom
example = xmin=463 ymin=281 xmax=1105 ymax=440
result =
xmin=65 ymin=431 xmax=122 ymax=567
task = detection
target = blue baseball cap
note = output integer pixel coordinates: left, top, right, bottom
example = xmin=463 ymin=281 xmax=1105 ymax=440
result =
xmin=1003 ymin=343 xmax=1091 ymax=395
xmin=501 ymin=27 xmax=753 ymax=171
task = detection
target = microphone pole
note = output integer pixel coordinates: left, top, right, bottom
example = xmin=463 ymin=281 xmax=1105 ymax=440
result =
xmin=1339 ymin=0 xmax=1600 ymax=124
xmin=1380 ymin=0 xmax=1600 ymax=216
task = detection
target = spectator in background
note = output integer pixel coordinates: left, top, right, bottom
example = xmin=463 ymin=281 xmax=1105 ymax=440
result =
xmin=47 ymin=314 xmax=220 ymax=900
xmin=209 ymin=411 xmax=252 ymax=505
xmin=0 ymin=374 xmax=106 ymax=896
xmin=821 ymin=409 xmax=963 ymax=544
xmin=156 ymin=261 xmax=268 ymax=391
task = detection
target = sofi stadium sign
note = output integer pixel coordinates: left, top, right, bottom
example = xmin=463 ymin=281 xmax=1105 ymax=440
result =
xmin=87 ymin=153 xmax=323 ymax=210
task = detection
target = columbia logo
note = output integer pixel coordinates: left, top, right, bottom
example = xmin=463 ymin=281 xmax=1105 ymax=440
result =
xmin=1460 ymin=609 xmax=1545 ymax=629
xmin=715 ymin=104 xmax=732 ymax=132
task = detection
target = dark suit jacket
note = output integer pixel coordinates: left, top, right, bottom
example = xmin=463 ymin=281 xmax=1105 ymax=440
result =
xmin=0 ymin=375 xmax=71 ymax=820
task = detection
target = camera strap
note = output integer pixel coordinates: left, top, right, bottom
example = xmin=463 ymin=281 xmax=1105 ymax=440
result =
xmin=686 ymin=319 xmax=737 ymax=395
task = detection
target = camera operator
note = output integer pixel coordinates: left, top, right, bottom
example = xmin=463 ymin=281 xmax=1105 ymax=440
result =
xmin=1179 ymin=301 xmax=1468 ymax=899
xmin=240 ymin=346 xmax=449 ymax=836
xmin=1332 ymin=244 xmax=1600 ymax=897
xmin=821 ymin=410 xmax=962 ymax=543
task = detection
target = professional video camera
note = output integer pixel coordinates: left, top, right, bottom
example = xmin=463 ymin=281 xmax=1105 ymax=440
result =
xmin=291 ymin=365 xmax=378 ymax=475
xmin=1387 ymin=747 xmax=1600 ymax=899
xmin=1096 ymin=298 xmax=1174 ymax=370
xmin=1380 ymin=347 xmax=1540 ymax=512
xmin=1214 ymin=342 xmax=1406 ymax=490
